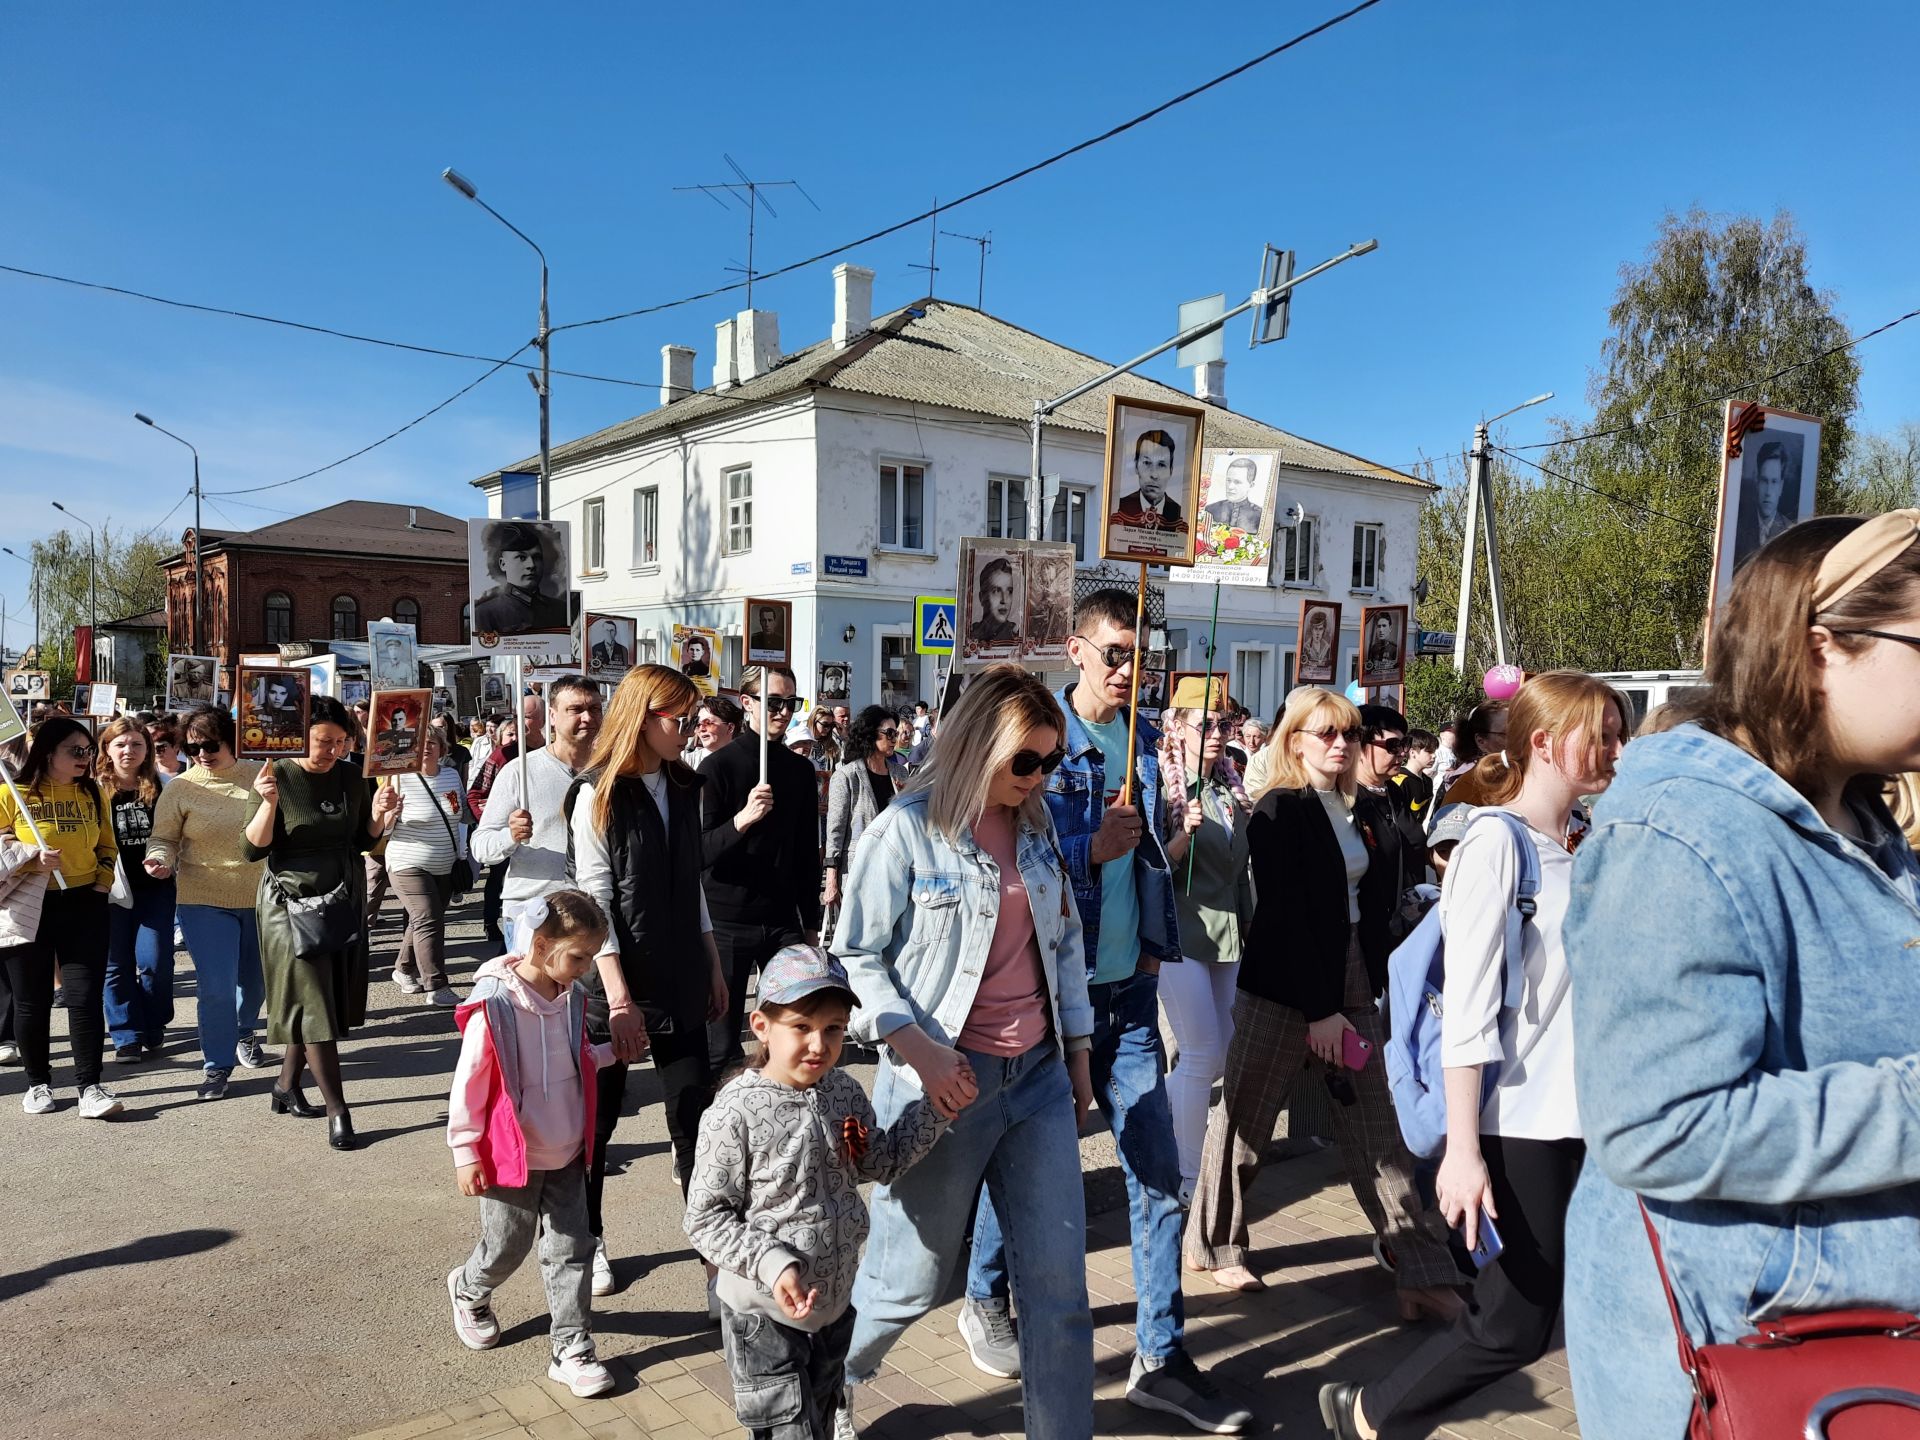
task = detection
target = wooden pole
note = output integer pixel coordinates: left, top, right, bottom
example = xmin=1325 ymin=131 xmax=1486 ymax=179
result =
xmin=0 ymin=757 xmax=68 ymax=891
xmin=1119 ymin=562 xmax=1148 ymax=806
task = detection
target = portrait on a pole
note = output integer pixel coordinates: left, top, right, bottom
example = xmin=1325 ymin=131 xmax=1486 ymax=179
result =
xmin=1172 ymin=449 xmax=1278 ymax=587
xmin=365 ymin=688 xmax=429 ymax=777
xmin=165 ymin=654 xmax=220 ymax=710
xmin=1358 ymin=604 xmax=1408 ymax=688
xmin=744 ymin=598 xmax=793 ymax=667
xmin=1023 ymin=542 xmax=1076 ymax=667
xmin=817 ymin=661 xmax=851 ymax=704
xmin=1295 ymin=599 xmax=1342 ymax=686
xmin=959 ymin=538 xmax=1026 ymax=667
xmin=367 ymin=621 xmax=419 ymax=690
xmin=6 ymin=668 xmax=49 ymax=702
xmin=481 ymin=672 xmax=508 ymax=709
xmin=238 ymin=666 xmax=311 ymax=759
xmin=1708 ymin=404 xmax=1823 ymax=631
xmin=467 ymin=517 xmax=573 ymax=654
xmin=582 ymin=612 xmax=637 ymax=684
xmin=673 ymin=624 xmax=722 ymax=696
xmin=1099 ymin=393 xmax=1206 ymax=567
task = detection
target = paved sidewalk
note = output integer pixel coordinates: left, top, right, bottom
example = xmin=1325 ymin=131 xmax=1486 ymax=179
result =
xmin=352 ymin=1145 xmax=1581 ymax=1440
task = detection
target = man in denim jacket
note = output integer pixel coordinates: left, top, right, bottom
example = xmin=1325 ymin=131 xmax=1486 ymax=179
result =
xmin=960 ymin=589 xmax=1251 ymax=1435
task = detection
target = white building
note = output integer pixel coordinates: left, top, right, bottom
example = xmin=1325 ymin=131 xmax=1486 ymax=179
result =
xmin=471 ymin=266 xmax=1432 ymax=722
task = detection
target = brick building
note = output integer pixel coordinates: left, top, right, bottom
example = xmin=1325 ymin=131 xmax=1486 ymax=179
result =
xmin=159 ymin=501 xmax=471 ymax=689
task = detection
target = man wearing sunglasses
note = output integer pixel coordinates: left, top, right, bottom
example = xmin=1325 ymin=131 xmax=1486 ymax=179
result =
xmin=1354 ymin=705 xmax=1418 ymax=950
xmin=698 ymin=665 xmax=823 ymax=1075
xmin=959 ymin=590 xmax=1249 ymax=1434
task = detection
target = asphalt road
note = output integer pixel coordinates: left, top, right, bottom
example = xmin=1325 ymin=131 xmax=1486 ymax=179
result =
xmin=0 ymin=895 xmax=1130 ymax=1440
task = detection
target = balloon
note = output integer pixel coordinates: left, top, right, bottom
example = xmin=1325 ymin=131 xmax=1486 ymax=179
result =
xmin=1483 ymin=664 xmax=1524 ymax=701
xmin=1344 ymin=681 xmax=1367 ymax=703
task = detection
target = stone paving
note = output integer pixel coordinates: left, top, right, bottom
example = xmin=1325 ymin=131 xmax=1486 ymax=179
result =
xmin=351 ymin=1144 xmax=1581 ymax=1440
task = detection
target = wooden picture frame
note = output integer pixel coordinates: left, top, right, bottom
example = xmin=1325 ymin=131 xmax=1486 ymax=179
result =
xmin=1706 ymin=402 xmax=1822 ymax=637
xmin=1358 ymin=604 xmax=1409 ymax=689
xmin=1295 ymin=599 xmax=1342 ymax=686
xmin=366 ymin=688 xmax=430 ymax=777
xmin=1098 ymin=393 xmax=1207 ymax=567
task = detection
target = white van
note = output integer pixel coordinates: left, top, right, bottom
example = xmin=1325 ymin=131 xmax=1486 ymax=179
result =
xmin=1593 ymin=669 xmax=1707 ymax=731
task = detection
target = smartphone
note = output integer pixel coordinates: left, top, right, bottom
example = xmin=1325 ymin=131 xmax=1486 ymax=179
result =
xmin=1340 ymin=1029 xmax=1375 ymax=1071
xmin=1464 ymin=1209 xmax=1503 ymax=1270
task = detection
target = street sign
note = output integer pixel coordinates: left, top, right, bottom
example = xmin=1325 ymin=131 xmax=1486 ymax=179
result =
xmin=1252 ymin=246 xmax=1296 ymax=346
xmin=1416 ymin=628 xmax=1456 ymax=656
xmin=824 ymin=554 xmax=869 ymax=578
xmin=791 ymin=561 xmax=814 ymax=575
xmin=0 ymin=689 xmax=24 ymax=746
xmin=1174 ymin=293 xmax=1226 ymax=370
xmin=914 ymin=596 xmax=958 ymax=655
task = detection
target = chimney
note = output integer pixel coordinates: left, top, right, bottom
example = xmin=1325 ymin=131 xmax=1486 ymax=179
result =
xmin=833 ymin=263 xmax=875 ymax=348
xmin=1195 ymin=358 xmax=1228 ymax=408
xmin=736 ymin=309 xmax=780 ymax=381
xmin=661 ymin=344 xmax=695 ymax=406
xmin=713 ymin=317 xmax=739 ymax=390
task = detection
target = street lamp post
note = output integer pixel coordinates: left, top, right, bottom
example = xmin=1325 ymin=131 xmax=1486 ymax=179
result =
xmin=441 ymin=168 xmax=550 ymax=521
xmin=50 ymin=502 xmax=100 ymax=683
xmin=0 ymin=547 xmax=38 ymax=667
xmin=1452 ymin=391 xmax=1554 ymax=672
xmin=134 ymin=413 xmax=205 ymax=656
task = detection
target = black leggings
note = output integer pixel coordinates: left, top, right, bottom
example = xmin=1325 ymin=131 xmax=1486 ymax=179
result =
xmin=3 ymin=885 xmax=110 ymax=1090
xmin=1363 ymin=1134 xmax=1585 ymax=1438
xmin=586 ymin=1020 xmax=713 ymax=1238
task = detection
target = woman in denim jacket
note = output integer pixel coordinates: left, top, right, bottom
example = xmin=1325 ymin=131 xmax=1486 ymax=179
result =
xmin=1561 ymin=513 xmax=1920 ymax=1437
xmin=836 ymin=665 xmax=1097 ymax=1440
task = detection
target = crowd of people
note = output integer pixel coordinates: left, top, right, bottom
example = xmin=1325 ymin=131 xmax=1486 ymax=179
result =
xmin=3 ymin=510 xmax=1919 ymax=1439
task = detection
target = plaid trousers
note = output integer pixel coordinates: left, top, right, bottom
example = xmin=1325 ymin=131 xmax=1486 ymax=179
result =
xmin=1183 ymin=936 xmax=1457 ymax=1289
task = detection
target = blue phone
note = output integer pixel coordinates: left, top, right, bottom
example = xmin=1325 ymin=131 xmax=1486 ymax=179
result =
xmin=1465 ymin=1209 xmax=1503 ymax=1270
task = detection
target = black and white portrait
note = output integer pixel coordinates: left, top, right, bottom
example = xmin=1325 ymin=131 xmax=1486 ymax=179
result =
xmin=367 ymin=622 xmax=418 ymax=690
xmin=1359 ymin=604 xmax=1408 ymax=688
xmin=1710 ymin=407 xmax=1823 ymax=623
xmin=1296 ymin=599 xmax=1341 ymax=686
xmin=961 ymin=542 xmax=1025 ymax=664
xmin=744 ymin=599 xmax=792 ymax=666
xmin=1204 ymin=454 xmax=1266 ymax=534
xmin=6 ymin=668 xmax=49 ymax=701
xmin=1100 ymin=395 xmax=1206 ymax=567
xmin=817 ymin=661 xmax=851 ymax=703
xmin=165 ymin=654 xmax=219 ymax=711
xmin=468 ymin=517 xmax=572 ymax=649
xmin=584 ymin=612 xmax=637 ymax=684
xmin=1024 ymin=543 xmax=1075 ymax=666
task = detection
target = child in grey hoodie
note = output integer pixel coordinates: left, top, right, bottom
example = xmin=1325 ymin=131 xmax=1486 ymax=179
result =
xmin=684 ymin=944 xmax=951 ymax=1440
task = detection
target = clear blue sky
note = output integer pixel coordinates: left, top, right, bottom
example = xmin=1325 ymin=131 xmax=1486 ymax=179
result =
xmin=4 ymin=0 xmax=1916 ymax=634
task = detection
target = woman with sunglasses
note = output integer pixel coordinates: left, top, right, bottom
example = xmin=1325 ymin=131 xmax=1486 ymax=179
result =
xmin=0 ymin=716 xmax=122 ymax=1117
xmin=821 ymin=705 xmax=901 ymax=944
xmin=838 ymin=664 xmax=1096 ymax=1440
xmin=147 ymin=707 xmax=271 ymax=1101
xmin=1185 ymin=686 xmax=1460 ymax=1317
xmin=1155 ymin=679 xmax=1254 ymax=1205
xmin=98 ymin=716 xmax=177 ymax=1065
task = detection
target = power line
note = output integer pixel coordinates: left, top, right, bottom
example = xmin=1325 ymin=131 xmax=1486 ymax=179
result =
xmin=1492 ymin=444 xmax=1710 ymax=534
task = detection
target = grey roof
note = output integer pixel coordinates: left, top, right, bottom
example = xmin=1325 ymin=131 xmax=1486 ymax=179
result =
xmin=162 ymin=502 xmax=469 ymax=567
xmin=471 ymin=300 xmax=1431 ymax=491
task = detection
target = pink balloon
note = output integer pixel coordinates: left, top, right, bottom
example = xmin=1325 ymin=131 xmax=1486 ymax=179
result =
xmin=1483 ymin=664 xmax=1524 ymax=701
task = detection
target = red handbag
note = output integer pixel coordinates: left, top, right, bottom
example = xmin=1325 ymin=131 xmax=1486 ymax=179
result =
xmin=1640 ymin=1202 xmax=1920 ymax=1438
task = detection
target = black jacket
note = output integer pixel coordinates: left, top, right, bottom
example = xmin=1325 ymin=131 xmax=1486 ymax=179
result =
xmin=698 ymin=729 xmax=823 ymax=933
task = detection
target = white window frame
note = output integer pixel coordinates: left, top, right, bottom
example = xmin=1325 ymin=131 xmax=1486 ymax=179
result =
xmin=1229 ymin=642 xmax=1275 ymax=726
xmin=985 ymin=475 xmax=1029 ymax=539
xmin=636 ymin=634 xmax=659 ymax=666
xmin=1045 ymin=483 xmax=1095 ymax=564
xmin=723 ymin=466 xmax=754 ymax=556
xmin=1280 ymin=514 xmax=1320 ymax=588
xmin=878 ymin=458 xmax=932 ymax=554
xmin=1351 ymin=522 xmax=1383 ymax=594
xmin=581 ymin=496 xmax=606 ymax=575
xmin=632 ymin=486 xmax=659 ymax=571
xmin=873 ymin=622 xmax=922 ymax=711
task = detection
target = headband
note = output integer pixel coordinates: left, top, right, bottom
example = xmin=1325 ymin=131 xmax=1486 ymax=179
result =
xmin=1811 ymin=509 xmax=1920 ymax=612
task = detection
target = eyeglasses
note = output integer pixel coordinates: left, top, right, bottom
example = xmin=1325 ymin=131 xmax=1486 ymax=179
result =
xmin=1010 ymin=746 xmax=1067 ymax=777
xmin=1832 ymin=628 xmax=1920 ymax=654
xmin=1368 ymin=733 xmax=1410 ymax=756
xmin=59 ymin=744 xmax=95 ymax=761
xmin=1183 ymin=716 xmax=1228 ymax=734
xmin=876 ymin=727 xmax=898 ymax=741
xmin=755 ymin=696 xmax=803 ymax=715
xmin=181 ymin=740 xmax=223 ymax=757
xmin=1305 ymin=726 xmax=1362 ymax=745
xmin=1076 ymin=640 xmax=1135 ymax=669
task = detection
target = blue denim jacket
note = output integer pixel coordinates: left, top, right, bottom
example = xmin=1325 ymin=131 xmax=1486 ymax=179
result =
xmin=1045 ymin=683 xmax=1181 ymax=972
xmin=1561 ymin=725 xmax=1920 ymax=1438
xmin=835 ymin=787 xmax=1094 ymax=1085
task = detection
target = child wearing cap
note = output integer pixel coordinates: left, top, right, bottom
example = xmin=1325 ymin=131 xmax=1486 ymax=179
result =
xmin=684 ymin=944 xmax=952 ymax=1440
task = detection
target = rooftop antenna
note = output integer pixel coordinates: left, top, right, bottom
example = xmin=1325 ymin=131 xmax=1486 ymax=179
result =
xmin=908 ymin=197 xmax=940 ymax=298
xmin=940 ymin=228 xmax=991 ymax=308
xmin=674 ymin=153 xmax=820 ymax=309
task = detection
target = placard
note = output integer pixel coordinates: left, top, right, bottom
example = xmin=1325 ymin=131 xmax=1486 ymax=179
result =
xmin=582 ymin=612 xmax=638 ymax=685
xmin=164 ymin=655 xmax=221 ymax=710
xmin=959 ymin=538 xmax=1025 ymax=667
xmin=1023 ymin=542 xmax=1075 ymax=667
xmin=744 ymin=598 xmax=793 ymax=667
xmin=817 ymin=661 xmax=851 ymax=704
xmin=468 ymin=517 xmax=574 ymax=658
xmin=367 ymin=621 xmax=419 ymax=690
xmin=1169 ymin=449 xmax=1280 ymax=587
xmin=1296 ymin=599 xmax=1342 ymax=686
xmin=5 ymin=668 xmax=49 ymax=703
xmin=1358 ymin=604 xmax=1409 ymax=689
xmin=237 ymin=666 xmax=311 ymax=759
xmin=673 ymin=624 xmax=722 ymax=696
xmin=1098 ymin=394 xmax=1206 ymax=567
xmin=366 ymin=688 xmax=429 ymax=777
xmin=86 ymin=683 xmax=118 ymax=719
xmin=1707 ymin=402 xmax=1823 ymax=629
xmin=481 ymin=673 xmax=508 ymax=709
xmin=0 ymin=690 xmax=25 ymax=747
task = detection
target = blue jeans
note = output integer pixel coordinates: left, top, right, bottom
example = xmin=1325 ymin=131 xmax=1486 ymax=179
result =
xmin=104 ymin=881 xmax=177 ymax=1048
xmin=849 ymin=1039 xmax=1092 ymax=1440
xmin=176 ymin=904 xmax=266 ymax=1074
xmin=970 ymin=971 xmax=1185 ymax=1362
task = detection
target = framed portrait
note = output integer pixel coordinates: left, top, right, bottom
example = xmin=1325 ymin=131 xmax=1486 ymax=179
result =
xmin=367 ymin=621 xmax=419 ymax=690
xmin=959 ymin=538 xmax=1027 ymax=669
xmin=1169 ymin=449 xmax=1279 ymax=587
xmin=1708 ymin=403 xmax=1823 ymax=626
xmin=1358 ymin=604 xmax=1409 ymax=688
xmin=7 ymin=668 xmax=50 ymax=702
xmin=1136 ymin=669 xmax=1170 ymax=719
xmin=581 ymin=611 xmax=638 ymax=684
xmin=432 ymin=687 xmax=456 ymax=715
xmin=467 ymin=517 xmax=574 ymax=657
xmin=237 ymin=666 xmax=311 ymax=759
xmin=1295 ymin=599 xmax=1342 ymax=686
xmin=744 ymin=598 xmax=793 ymax=667
xmin=164 ymin=654 xmax=221 ymax=711
xmin=340 ymin=677 xmax=371 ymax=707
xmin=86 ymin=683 xmax=119 ymax=719
xmin=817 ymin=661 xmax=851 ymax=704
xmin=1023 ymin=542 xmax=1076 ymax=667
xmin=673 ymin=624 xmax=722 ymax=697
xmin=70 ymin=683 xmax=92 ymax=714
xmin=1098 ymin=393 xmax=1207 ymax=567
xmin=366 ymin=688 xmax=429 ymax=777
xmin=480 ymin=672 xmax=508 ymax=709
xmin=1167 ymin=671 xmax=1230 ymax=716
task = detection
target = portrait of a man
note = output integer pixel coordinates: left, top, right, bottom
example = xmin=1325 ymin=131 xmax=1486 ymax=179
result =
xmin=674 ymin=625 xmax=721 ymax=696
xmin=1709 ymin=408 xmax=1823 ymax=627
xmin=969 ymin=556 xmax=1020 ymax=647
xmin=368 ymin=625 xmax=417 ymax=690
xmin=589 ymin=619 xmax=630 ymax=670
xmin=367 ymin=690 xmax=428 ymax=775
xmin=1112 ymin=430 xmax=1187 ymax=532
xmin=469 ymin=518 xmax=571 ymax=640
xmin=1203 ymin=456 xmax=1265 ymax=533
xmin=818 ymin=662 xmax=850 ymax=703
xmin=681 ymin=636 xmax=712 ymax=676
xmin=167 ymin=657 xmax=217 ymax=707
xmin=1296 ymin=599 xmax=1341 ymax=686
xmin=1733 ymin=436 xmax=1803 ymax=566
xmin=1359 ymin=605 xmax=1408 ymax=687
xmin=1100 ymin=395 xmax=1206 ymax=566
xmin=744 ymin=599 xmax=791 ymax=665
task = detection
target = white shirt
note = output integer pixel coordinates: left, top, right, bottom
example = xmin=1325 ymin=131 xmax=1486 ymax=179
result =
xmin=1437 ymin=813 xmax=1579 ymax=1140
xmin=570 ymin=773 xmax=712 ymax=961
xmin=382 ymin=766 xmax=468 ymax=874
xmin=1315 ymin=787 xmax=1368 ymax=924
xmin=471 ymin=748 xmax=582 ymax=906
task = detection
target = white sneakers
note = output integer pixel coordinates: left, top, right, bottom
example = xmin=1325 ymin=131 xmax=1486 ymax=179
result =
xmin=22 ymin=1084 xmax=54 ymax=1114
xmin=392 ymin=970 xmax=424 ymax=995
xmin=590 ymin=1239 xmax=616 ymax=1297
xmin=447 ymin=1267 xmax=500 ymax=1351
xmin=79 ymin=1085 xmax=125 ymax=1119
xmin=1 ymin=1041 xmax=24 ymax=1065
xmin=547 ymin=1346 xmax=614 ymax=1398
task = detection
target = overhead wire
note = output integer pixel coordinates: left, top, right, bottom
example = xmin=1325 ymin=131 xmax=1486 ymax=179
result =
xmin=1491 ymin=444 xmax=1710 ymax=535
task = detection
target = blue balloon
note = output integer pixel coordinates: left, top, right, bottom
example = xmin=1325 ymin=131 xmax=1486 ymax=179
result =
xmin=1344 ymin=681 xmax=1366 ymax=703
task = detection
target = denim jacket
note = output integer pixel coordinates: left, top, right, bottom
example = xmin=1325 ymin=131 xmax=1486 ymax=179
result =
xmin=1561 ymin=725 xmax=1920 ymax=1438
xmin=835 ymin=787 xmax=1094 ymax=1087
xmin=1045 ymin=683 xmax=1181 ymax=972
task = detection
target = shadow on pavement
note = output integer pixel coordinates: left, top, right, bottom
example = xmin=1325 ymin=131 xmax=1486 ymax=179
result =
xmin=0 ymin=1227 xmax=234 ymax=1302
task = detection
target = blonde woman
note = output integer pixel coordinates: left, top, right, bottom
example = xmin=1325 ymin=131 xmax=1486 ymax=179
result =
xmin=837 ymin=664 xmax=1095 ymax=1440
xmin=1185 ymin=686 xmax=1460 ymax=1316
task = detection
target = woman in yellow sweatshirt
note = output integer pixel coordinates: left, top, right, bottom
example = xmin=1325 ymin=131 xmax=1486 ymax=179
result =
xmin=0 ymin=716 xmax=122 ymax=1117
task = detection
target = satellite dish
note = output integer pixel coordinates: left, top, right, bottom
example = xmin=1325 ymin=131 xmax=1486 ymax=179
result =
xmin=1414 ymin=577 xmax=1430 ymax=605
xmin=1274 ymin=500 xmax=1305 ymax=531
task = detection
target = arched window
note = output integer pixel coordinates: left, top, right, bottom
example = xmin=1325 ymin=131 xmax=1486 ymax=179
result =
xmin=331 ymin=594 xmax=359 ymax=640
xmin=392 ymin=597 xmax=420 ymax=628
xmin=264 ymin=591 xmax=292 ymax=645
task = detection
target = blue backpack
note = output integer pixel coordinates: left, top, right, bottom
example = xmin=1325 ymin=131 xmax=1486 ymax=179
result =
xmin=1382 ymin=809 xmax=1540 ymax=1160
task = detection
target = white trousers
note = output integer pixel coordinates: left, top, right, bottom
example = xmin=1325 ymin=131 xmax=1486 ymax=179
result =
xmin=1159 ymin=956 xmax=1241 ymax=1194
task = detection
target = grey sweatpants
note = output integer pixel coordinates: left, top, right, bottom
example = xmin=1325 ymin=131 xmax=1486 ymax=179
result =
xmin=455 ymin=1157 xmax=593 ymax=1358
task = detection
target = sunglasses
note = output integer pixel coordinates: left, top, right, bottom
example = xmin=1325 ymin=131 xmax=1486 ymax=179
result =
xmin=756 ymin=696 xmax=803 ymax=715
xmin=650 ymin=708 xmax=696 ymax=734
xmin=1306 ymin=726 xmax=1363 ymax=745
xmin=1077 ymin=642 xmax=1136 ymax=670
xmin=876 ymin=727 xmax=898 ymax=740
xmin=1369 ymin=733 xmax=1410 ymax=756
xmin=181 ymin=740 xmax=224 ymax=756
xmin=59 ymin=744 xmax=96 ymax=761
xmin=1011 ymin=746 xmax=1067 ymax=777
xmin=1183 ymin=716 xmax=1228 ymax=734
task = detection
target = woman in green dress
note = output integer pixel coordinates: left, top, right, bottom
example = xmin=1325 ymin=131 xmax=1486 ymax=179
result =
xmin=245 ymin=695 xmax=400 ymax=1150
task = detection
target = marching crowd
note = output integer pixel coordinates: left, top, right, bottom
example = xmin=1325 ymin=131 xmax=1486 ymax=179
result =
xmin=3 ymin=510 xmax=1919 ymax=1439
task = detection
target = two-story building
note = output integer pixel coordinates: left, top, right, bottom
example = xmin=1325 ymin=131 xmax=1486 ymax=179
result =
xmin=471 ymin=267 xmax=1431 ymax=722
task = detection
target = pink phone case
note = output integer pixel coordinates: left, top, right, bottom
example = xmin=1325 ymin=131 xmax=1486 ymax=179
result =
xmin=1341 ymin=1030 xmax=1374 ymax=1071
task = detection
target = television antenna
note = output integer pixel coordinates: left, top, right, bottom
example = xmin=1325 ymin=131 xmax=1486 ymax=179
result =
xmin=908 ymin=198 xmax=940 ymax=296
xmin=940 ymin=228 xmax=992 ymax=308
xmin=674 ymin=154 xmax=820 ymax=309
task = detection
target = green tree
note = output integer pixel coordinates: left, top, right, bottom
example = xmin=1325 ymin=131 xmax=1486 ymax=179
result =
xmin=28 ymin=523 xmax=170 ymax=695
xmin=1831 ymin=422 xmax=1920 ymax=513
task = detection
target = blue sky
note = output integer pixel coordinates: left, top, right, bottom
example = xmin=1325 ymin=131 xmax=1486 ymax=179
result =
xmin=4 ymin=1 xmax=1917 ymax=633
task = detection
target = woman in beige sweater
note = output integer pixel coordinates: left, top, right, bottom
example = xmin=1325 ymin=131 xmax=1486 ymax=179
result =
xmin=146 ymin=707 xmax=272 ymax=1102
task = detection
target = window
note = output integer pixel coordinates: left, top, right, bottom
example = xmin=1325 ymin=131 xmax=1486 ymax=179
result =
xmin=880 ymin=631 xmax=917 ymax=712
xmin=1280 ymin=649 xmax=1296 ymax=695
xmin=1232 ymin=647 xmax=1269 ymax=723
xmin=633 ymin=486 xmax=659 ymax=567
xmin=391 ymin=597 xmax=420 ymax=628
xmin=1351 ymin=523 xmax=1383 ymax=592
xmin=723 ymin=635 xmax=743 ymax=684
xmin=461 ymin=602 xmax=471 ymax=643
xmin=263 ymin=591 xmax=292 ymax=645
xmin=879 ymin=460 xmax=928 ymax=550
xmin=582 ymin=497 xmax=606 ymax=573
xmin=723 ymin=466 xmax=753 ymax=555
xmin=1046 ymin=485 xmax=1093 ymax=562
xmin=330 ymin=594 xmax=358 ymax=640
xmin=636 ymin=635 xmax=659 ymax=665
xmin=986 ymin=476 xmax=1029 ymax=539
xmin=1280 ymin=515 xmax=1319 ymax=587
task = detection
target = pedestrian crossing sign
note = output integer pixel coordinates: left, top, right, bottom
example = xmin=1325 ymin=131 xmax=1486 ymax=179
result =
xmin=914 ymin=596 xmax=958 ymax=655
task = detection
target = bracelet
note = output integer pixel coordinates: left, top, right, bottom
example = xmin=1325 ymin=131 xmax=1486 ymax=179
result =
xmin=608 ymin=1000 xmax=636 ymax=1013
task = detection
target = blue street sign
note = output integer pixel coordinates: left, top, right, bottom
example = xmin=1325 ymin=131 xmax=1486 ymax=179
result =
xmin=791 ymin=562 xmax=814 ymax=575
xmin=824 ymin=554 xmax=869 ymax=578
xmin=915 ymin=596 xmax=958 ymax=655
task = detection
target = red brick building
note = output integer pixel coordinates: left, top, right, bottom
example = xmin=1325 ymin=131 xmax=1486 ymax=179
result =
xmin=159 ymin=501 xmax=471 ymax=688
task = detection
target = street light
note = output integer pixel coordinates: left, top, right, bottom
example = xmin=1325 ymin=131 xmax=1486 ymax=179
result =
xmin=134 ymin=413 xmax=206 ymax=657
xmin=441 ymin=167 xmax=551 ymax=521
xmin=1453 ymin=391 xmax=1556 ymax=672
xmin=50 ymin=502 xmax=100 ymax=683
xmin=0 ymin=548 xmax=38 ymax=666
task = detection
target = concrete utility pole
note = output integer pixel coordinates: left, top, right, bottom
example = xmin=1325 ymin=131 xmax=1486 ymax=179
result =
xmin=135 ymin=413 xmax=205 ymax=655
xmin=1451 ymin=392 xmax=1552 ymax=672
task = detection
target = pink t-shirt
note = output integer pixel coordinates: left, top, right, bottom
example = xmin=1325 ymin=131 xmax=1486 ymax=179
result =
xmin=957 ymin=806 xmax=1052 ymax=1056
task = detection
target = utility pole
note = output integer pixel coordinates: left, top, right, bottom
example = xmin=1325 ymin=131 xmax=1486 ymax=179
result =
xmin=1451 ymin=393 xmax=1552 ymax=672
xmin=1 ymin=548 xmax=36 ymax=666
